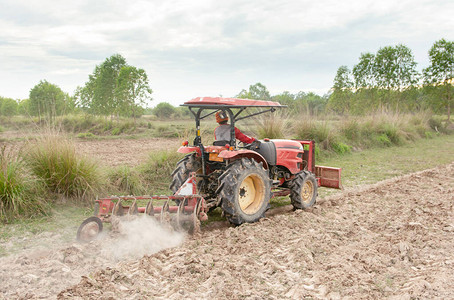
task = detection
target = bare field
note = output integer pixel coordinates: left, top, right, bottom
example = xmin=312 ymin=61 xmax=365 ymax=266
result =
xmin=74 ymin=138 xmax=182 ymax=167
xmin=1 ymin=162 xmax=453 ymax=299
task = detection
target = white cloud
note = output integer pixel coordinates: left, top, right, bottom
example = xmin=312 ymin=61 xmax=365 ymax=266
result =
xmin=0 ymin=0 xmax=453 ymax=104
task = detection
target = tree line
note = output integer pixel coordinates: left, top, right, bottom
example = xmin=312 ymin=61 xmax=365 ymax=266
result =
xmin=1 ymin=38 xmax=452 ymax=121
xmin=329 ymin=38 xmax=453 ymax=120
xmin=0 ymin=54 xmax=152 ymax=122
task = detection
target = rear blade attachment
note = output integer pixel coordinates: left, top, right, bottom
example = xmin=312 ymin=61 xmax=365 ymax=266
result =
xmin=315 ymin=165 xmax=343 ymax=189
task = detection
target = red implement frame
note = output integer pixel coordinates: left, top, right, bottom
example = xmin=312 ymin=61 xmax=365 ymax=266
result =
xmin=94 ymin=173 xmax=208 ymax=223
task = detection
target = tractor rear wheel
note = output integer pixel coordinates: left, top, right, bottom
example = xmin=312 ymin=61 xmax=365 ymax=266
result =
xmin=169 ymin=153 xmax=202 ymax=195
xmin=218 ymin=158 xmax=271 ymax=225
xmin=290 ymin=171 xmax=317 ymax=209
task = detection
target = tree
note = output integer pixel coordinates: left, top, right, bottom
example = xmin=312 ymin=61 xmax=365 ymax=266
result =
xmin=77 ymin=54 xmax=152 ymax=118
xmin=0 ymin=97 xmax=19 ymax=116
xmin=116 ymin=66 xmax=153 ymax=120
xmin=374 ymin=44 xmax=418 ymax=90
xmin=236 ymin=83 xmax=271 ymax=100
xmin=29 ymin=80 xmax=72 ymax=122
xmin=77 ymin=54 xmax=127 ymax=116
xmin=272 ymin=91 xmax=295 ymax=110
xmin=423 ymin=38 xmax=454 ymax=122
xmin=352 ymin=52 xmax=375 ymax=88
xmin=329 ymin=66 xmax=354 ymax=114
xmin=153 ymin=102 xmax=176 ymax=119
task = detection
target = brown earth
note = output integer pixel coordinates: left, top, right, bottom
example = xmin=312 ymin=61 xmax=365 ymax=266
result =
xmin=1 ymin=162 xmax=453 ymax=299
xmin=74 ymin=138 xmax=182 ymax=167
xmin=0 ymin=135 xmax=182 ymax=168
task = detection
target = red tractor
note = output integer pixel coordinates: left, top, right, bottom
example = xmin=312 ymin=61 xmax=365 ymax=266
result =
xmin=76 ymin=97 xmax=342 ymax=241
xmin=169 ymin=97 xmax=342 ymax=225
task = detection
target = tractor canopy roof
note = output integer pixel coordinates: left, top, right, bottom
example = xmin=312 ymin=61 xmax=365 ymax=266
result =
xmin=182 ymin=97 xmax=285 ymax=108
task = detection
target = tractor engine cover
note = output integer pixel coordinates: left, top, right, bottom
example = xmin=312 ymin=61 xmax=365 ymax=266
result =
xmin=271 ymin=139 xmax=304 ymax=174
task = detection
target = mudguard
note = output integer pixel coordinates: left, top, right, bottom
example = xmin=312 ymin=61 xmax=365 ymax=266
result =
xmin=218 ymin=149 xmax=269 ymax=169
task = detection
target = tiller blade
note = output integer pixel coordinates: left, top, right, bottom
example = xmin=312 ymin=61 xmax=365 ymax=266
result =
xmin=76 ymin=173 xmax=207 ymax=242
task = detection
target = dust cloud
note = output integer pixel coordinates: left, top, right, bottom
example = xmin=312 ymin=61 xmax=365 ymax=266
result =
xmin=105 ymin=215 xmax=185 ymax=260
xmin=0 ymin=215 xmax=186 ymax=299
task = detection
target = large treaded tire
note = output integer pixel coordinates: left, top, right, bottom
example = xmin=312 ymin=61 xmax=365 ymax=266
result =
xmin=169 ymin=153 xmax=202 ymax=194
xmin=290 ymin=171 xmax=317 ymax=209
xmin=218 ymin=158 xmax=271 ymax=225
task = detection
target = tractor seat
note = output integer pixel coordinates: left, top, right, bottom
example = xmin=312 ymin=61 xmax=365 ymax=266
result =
xmin=213 ymin=140 xmax=230 ymax=146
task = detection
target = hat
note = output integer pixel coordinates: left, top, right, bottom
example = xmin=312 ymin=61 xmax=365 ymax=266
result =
xmin=215 ymin=111 xmax=228 ymax=123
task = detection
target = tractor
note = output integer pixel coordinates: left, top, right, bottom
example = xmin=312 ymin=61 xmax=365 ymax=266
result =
xmin=169 ymin=96 xmax=342 ymax=225
xmin=76 ymin=97 xmax=342 ymax=241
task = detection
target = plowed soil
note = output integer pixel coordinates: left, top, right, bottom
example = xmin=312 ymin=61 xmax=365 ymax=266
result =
xmin=1 ymin=162 xmax=453 ymax=299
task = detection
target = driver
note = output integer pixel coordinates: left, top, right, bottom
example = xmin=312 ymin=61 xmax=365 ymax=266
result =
xmin=214 ymin=111 xmax=257 ymax=144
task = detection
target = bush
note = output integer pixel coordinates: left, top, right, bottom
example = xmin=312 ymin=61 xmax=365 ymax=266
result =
xmin=330 ymin=141 xmax=351 ymax=154
xmin=76 ymin=132 xmax=96 ymax=139
xmin=0 ymin=147 xmax=48 ymax=222
xmin=24 ymin=135 xmax=102 ymax=200
xmin=256 ymin=112 xmax=289 ymax=139
xmin=108 ymin=166 xmax=145 ymax=195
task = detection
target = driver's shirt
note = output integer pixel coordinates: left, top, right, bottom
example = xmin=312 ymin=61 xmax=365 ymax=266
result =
xmin=214 ymin=124 xmax=256 ymax=144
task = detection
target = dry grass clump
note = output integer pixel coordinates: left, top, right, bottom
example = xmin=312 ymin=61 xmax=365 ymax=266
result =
xmin=24 ymin=134 xmax=102 ymax=200
xmin=139 ymin=150 xmax=184 ymax=194
xmin=0 ymin=146 xmax=48 ymax=222
xmin=108 ymin=166 xmax=146 ymax=195
xmin=255 ymin=111 xmax=290 ymax=139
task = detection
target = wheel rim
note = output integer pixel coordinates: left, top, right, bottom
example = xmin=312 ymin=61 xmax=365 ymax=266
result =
xmin=300 ymin=180 xmax=314 ymax=204
xmin=77 ymin=217 xmax=103 ymax=242
xmin=238 ymin=174 xmax=265 ymax=214
xmin=79 ymin=222 xmax=100 ymax=241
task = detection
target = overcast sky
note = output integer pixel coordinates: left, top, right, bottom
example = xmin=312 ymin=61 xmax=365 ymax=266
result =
xmin=1 ymin=0 xmax=453 ymax=106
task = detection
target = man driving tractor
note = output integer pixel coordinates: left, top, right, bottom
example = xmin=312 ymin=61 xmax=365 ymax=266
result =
xmin=214 ymin=111 xmax=257 ymax=145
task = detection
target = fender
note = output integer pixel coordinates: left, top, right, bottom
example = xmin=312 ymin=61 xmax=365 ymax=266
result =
xmin=177 ymin=146 xmax=201 ymax=156
xmin=219 ymin=149 xmax=269 ymax=169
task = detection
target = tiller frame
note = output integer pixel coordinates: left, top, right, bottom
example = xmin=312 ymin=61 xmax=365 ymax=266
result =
xmin=76 ymin=173 xmax=207 ymax=242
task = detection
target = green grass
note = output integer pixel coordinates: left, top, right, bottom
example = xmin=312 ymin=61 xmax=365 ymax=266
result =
xmin=108 ymin=165 xmax=146 ymax=195
xmin=319 ymin=133 xmax=454 ymax=188
xmin=24 ymin=134 xmax=103 ymax=200
xmin=0 ymin=147 xmax=49 ymax=222
xmin=139 ymin=150 xmax=184 ymax=194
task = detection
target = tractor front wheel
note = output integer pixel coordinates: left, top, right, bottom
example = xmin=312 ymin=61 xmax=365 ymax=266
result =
xmin=290 ymin=171 xmax=317 ymax=209
xmin=169 ymin=153 xmax=202 ymax=195
xmin=218 ymin=158 xmax=271 ymax=225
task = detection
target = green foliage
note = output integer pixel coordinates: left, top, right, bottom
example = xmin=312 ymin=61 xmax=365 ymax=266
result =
xmin=153 ymin=102 xmax=176 ymax=119
xmin=115 ymin=66 xmax=152 ymax=118
xmin=330 ymin=141 xmax=351 ymax=154
xmin=332 ymin=44 xmax=421 ymax=115
xmin=0 ymin=97 xmax=19 ymax=116
xmin=29 ymin=80 xmax=74 ymax=123
xmin=236 ymin=82 xmax=271 ymax=100
xmin=423 ymin=38 xmax=454 ymax=121
xmin=108 ymin=166 xmax=145 ymax=195
xmin=76 ymin=132 xmax=96 ymax=139
xmin=139 ymin=150 xmax=184 ymax=193
xmin=272 ymin=91 xmax=327 ymax=115
xmin=374 ymin=44 xmax=418 ymax=89
xmin=24 ymin=135 xmax=102 ymax=200
xmin=0 ymin=147 xmax=48 ymax=222
xmin=156 ymin=124 xmax=178 ymax=138
xmin=77 ymin=54 xmax=152 ymax=117
xmin=17 ymin=99 xmax=30 ymax=115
